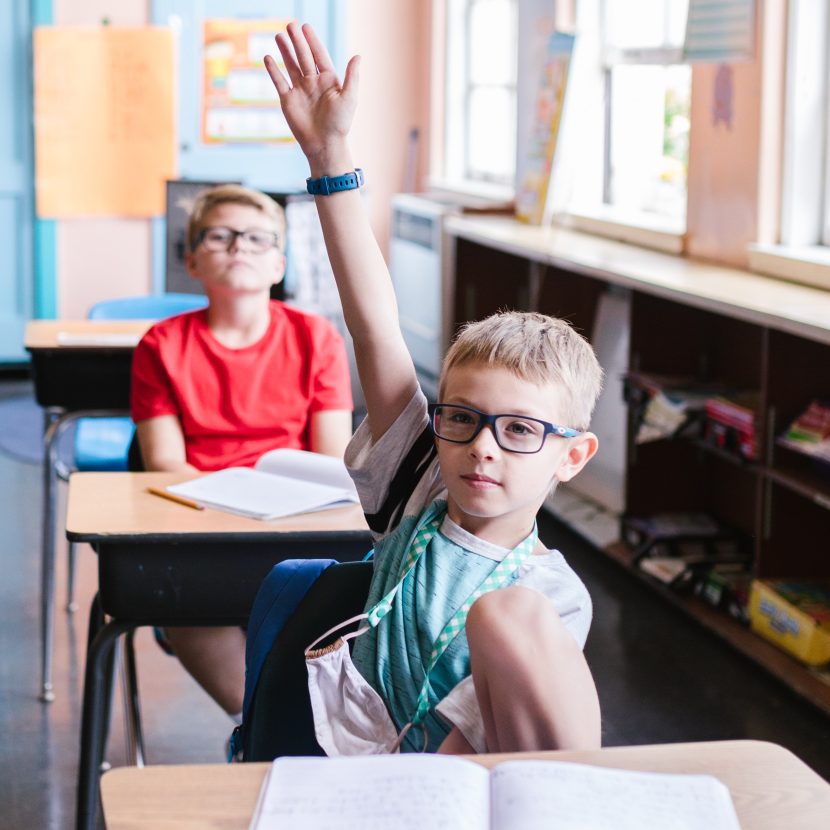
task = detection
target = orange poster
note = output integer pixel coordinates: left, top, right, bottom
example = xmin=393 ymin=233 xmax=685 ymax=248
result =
xmin=33 ymin=26 xmax=176 ymax=218
xmin=202 ymin=18 xmax=291 ymax=144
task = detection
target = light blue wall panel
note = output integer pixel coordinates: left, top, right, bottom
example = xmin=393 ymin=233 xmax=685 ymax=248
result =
xmin=32 ymin=0 xmax=56 ymax=323
xmin=150 ymin=1 xmax=343 ymax=293
xmin=0 ymin=1 xmax=38 ymax=357
xmin=152 ymin=1 xmax=344 ymax=192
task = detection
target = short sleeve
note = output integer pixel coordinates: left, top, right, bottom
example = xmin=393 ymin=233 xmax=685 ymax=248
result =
xmin=130 ymin=329 xmax=179 ymax=423
xmin=345 ymin=389 xmax=441 ymax=538
xmin=307 ymin=319 xmax=353 ymax=413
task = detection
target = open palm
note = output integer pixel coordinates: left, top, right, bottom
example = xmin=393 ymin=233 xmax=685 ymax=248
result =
xmin=264 ymin=22 xmax=359 ymax=163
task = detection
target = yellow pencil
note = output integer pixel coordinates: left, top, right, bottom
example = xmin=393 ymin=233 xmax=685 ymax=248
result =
xmin=146 ymin=486 xmax=205 ymax=511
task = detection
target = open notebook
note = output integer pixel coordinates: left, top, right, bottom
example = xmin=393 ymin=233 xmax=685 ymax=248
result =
xmin=248 ymin=754 xmax=741 ymax=830
xmin=165 ymin=449 xmax=360 ymax=520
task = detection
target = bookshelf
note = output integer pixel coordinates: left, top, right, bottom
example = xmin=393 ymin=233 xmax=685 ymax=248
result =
xmin=444 ymin=214 xmax=830 ymax=715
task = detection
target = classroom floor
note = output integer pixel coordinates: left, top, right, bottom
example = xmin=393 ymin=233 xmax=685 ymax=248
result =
xmin=0 ymin=379 xmax=828 ymax=829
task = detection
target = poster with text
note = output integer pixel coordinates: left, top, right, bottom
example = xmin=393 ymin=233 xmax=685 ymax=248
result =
xmin=202 ymin=18 xmax=291 ymax=144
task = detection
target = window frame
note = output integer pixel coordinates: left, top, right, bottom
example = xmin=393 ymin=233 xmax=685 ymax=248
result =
xmin=748 ymin=0 xmax=830 ymax=292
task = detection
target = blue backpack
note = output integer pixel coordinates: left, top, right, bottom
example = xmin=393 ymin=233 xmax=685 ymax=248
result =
xmin=228 ymin=558 xmax=336 ymax=760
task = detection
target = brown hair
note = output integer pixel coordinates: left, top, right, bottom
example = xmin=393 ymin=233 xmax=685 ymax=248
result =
xmin=440 ymin=311 xmax=604 ymax=430
xmin=186 ymin=184 xmax=286 ymax=252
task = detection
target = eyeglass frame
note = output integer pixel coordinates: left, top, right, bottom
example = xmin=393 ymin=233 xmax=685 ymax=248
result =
xmin=193 ymin=225 xmax=281 ymax=253
xmin=427 ymin=403 xmax=582 ymax=455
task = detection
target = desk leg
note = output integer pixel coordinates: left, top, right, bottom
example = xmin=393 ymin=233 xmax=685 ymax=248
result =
xmin=76 ymin=604 xmax=133 ymax=830
xmin=39 ymin=411 xmax=69 ymax=702
xmin=40 ymin=407 xmax=130 ymax=702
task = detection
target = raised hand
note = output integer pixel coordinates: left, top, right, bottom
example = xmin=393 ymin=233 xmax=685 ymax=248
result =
xmin=264 ymin=22 xmax=360 ymax=171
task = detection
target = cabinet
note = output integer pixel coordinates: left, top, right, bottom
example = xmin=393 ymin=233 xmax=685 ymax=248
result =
xmin=444 ymin=215 xmax=830 ymax=715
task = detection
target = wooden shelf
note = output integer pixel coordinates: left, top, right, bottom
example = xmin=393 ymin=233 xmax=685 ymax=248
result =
xmin=689 ymin=438 xmax=760 ymax=472
xmin=769 ymin=453 xmax=830 ymax=510
xmin=604 ymin=543 xmax=830 ymax=717
xmin=447 ymin=216 xmax=830 ymax=722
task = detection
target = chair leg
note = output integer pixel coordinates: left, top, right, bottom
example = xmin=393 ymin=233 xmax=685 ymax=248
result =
xmin=66 ymin=540 xmax=78 ymax=613
xmin=120 ymin=629 xmax=146 ymax=767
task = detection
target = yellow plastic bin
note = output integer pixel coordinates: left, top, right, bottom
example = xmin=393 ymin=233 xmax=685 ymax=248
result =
xmin=749 ymin=580 xmax=830 ymax=666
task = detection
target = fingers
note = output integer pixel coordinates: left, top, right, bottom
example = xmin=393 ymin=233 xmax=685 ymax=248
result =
xmin=273 ymin=31 xmax=302 ymax=86
xmin=265 ymin=21 xmax=353 ymax=101
xmin=342 ymin=54 xmax=361 ymax=100
xmin=263 ymin=54 xmax=290 ymax=96
xmin=302 ymin=23 xmax=335 ymax=73
xmin=286 ymin=20 xmax=317 ymax=76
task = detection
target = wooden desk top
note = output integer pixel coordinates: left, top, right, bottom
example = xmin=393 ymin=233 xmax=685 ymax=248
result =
xmin=444 ymin=214 xmax=830 ymax=346
xmin=66 ymin=472 xmax=370 ymax=540
xmin=24 ymin=319 xmax=152 ymax=350
xmin=100 ymin=740 xmax=829 ymax=830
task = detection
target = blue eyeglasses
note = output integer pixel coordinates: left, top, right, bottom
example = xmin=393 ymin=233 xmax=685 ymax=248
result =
xmin=428 ymin=403 xmax=582 ymax=454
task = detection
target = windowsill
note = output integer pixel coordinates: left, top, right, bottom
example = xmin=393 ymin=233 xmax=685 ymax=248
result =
xmin=557 ymin=206 xmax=686 ymax=255
xmin=442 ymin=212 xmax=830 ymax=344
xmin=747 ymin=243 xmax=830 ymax=292
xmin=424 ymin=176 xmax=515 ymax=209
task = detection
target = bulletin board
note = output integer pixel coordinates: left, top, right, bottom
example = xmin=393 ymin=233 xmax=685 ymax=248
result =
xmin=201 ymin=18 xmax=292 ymax=144
xmin=33 ymin=26 xmax=177 ymax=218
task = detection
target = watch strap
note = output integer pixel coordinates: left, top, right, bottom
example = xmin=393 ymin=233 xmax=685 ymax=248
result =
xmin=306 ymin=168 xmax=364 ymax=196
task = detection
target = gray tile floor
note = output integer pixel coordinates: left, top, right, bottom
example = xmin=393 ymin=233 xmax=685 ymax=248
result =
xmin=0 ymin=381 xmax=827 ymax=829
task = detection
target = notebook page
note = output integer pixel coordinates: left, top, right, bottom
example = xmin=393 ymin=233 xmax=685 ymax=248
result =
xmin=489 ymin=761 xmax=741 ymax=830
xmin=55 ymin=331 xmax=142 ymax=347
xmin=254 ymin=448 xmax=357 ymax=494
xmin=249 ymin=755 xmax=489 ymax=830
xmin=167 ymin=467 xmax=356 ymax=520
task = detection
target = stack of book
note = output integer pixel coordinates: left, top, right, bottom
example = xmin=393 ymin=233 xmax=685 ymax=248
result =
xmin=778 ymin=400 xmax=830 ymax=470
xmin=704 ymin=393 xmax=759 ymax=461
xmin=623 ymin=511 xmax=751 ymax=617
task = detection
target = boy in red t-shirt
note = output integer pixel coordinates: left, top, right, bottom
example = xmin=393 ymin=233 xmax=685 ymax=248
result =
xmin=131 ymin=184 xmax=353 ymax=719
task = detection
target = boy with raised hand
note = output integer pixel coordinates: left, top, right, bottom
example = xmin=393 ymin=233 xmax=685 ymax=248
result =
xmin=265 ymin=23 xmax=602 ymax=754
xmin=131 ymin=184 xmax=353 ymax=720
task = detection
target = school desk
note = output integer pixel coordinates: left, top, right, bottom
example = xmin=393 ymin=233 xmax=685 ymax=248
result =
xmin=25 ymin=319 xmax=152 ymax=705
xmin=66 ymin=470 xmax=372 ymax=830
xmin=99 ymin=739 xmax=830 ymax=830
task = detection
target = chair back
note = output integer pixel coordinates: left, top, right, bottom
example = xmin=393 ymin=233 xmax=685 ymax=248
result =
xmin=88 ymin=293 xmax=207 ymax=321
xmin=75 ymin=293 xmax=207 ymax=472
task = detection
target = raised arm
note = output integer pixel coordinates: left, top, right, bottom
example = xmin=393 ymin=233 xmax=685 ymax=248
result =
xmin=265 ymin=22 xmax=418 ymax=442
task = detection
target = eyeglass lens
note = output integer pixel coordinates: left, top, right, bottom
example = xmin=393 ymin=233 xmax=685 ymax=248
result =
xmin=433 ymin=405 xmax=547 ymax=452
xmin=201 ymin=227 xmax=278 ymax=253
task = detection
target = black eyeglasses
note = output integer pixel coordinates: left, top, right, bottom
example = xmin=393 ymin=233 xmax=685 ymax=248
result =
xmin=428 ymin=403 xmax=581 ymax=454
xmin=195 ymin=226 xmax=280 ymax=254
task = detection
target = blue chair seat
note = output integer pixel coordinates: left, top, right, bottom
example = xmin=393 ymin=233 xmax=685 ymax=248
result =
xmin=74 ymin=418 xmax=136 ymax=471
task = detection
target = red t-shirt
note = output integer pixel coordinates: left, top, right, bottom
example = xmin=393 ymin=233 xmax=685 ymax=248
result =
xmin=131 ymin=301 xmax=353 ymax=470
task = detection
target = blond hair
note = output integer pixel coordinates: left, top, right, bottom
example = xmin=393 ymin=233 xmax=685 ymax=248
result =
xmin=186 ymin=184 xmax=286 ymax=252
xmin=440 ymin=311 xmax=604 ymax=430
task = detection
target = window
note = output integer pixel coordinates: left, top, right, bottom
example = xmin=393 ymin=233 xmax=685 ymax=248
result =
xmin=442 ymin=0 xmax=518 ymax=192
xmin=565 ymin=0 xmax=691 ymax=236
xmin=601 ymin=0 xmax=691 ymax=224
xmin=780 ymin=0 xmax=830 ymax=249
xmin=748 ymin=0 xmax=830 ymax=291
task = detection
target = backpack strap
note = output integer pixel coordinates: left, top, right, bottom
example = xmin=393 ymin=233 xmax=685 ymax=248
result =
xmin=230 ymin=558 xmax=336 ymax=760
